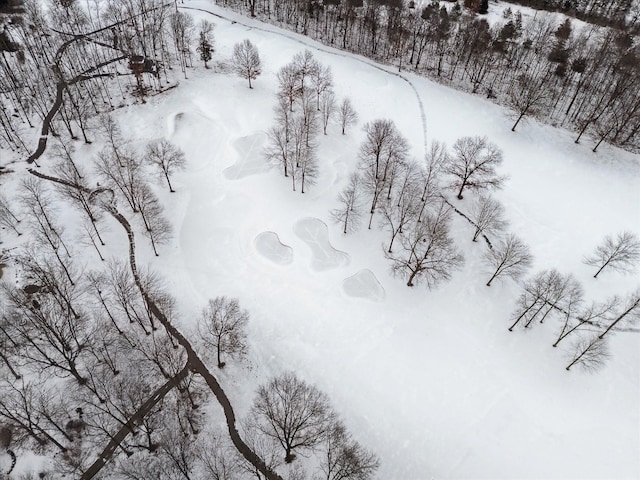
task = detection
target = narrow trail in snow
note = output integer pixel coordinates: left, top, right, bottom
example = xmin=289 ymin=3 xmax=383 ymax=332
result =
xmin=180 ymin=4 xmax=429 ymax=159
xmin=23 ymin=166 xmax=285 ymax=480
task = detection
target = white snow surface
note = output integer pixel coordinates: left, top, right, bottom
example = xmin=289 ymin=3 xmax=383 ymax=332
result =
xmin=2 ymin=0 xmax=640 ymax=478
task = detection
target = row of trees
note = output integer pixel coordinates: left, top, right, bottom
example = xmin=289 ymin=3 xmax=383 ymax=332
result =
xmin=220 ymin=0 xmax=640 ymax=152
xmin=329 ymin=116 xmax=639 ymax=371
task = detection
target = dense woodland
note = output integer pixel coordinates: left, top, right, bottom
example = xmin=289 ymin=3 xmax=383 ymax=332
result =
xmin=220 ymin=0 xmax=640 ymax=152
xmin=0 ymin=0 xmax=639 ymax=478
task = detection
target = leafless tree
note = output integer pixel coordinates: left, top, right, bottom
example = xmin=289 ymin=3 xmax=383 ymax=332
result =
xmin=565 ymin=335 xmax=609 ymax=372
xmin=320 ymin=90 xmax=336 ymax=135
xmin=470 ymin=195 xmax=507 ymax=242
xmin=0 ymin=310 xmax=22 ymax=380
xmin=420 ymin=141 xmax=447 ymax=205
xmin=144 ymin=139 xmax=186 ymax=193
xmin=379 ymin=169 xmax=421 ymax=253
xmin=444 ymin=136 xmax=506 ymax=200
xmin=249 ymin=372 xmax=333 ymax=464
xmin=232 ymin=39 xmax=262 ymax=88
xmin=292 ymin=50 xmax=319 ymax=93
xmin=0 ymin=193 xmax=22 ymax=237
xmin=20 ymin=179 xmax=74 ymax=284
xmin=311 ymin=64 xmax=333 ymax=110
xmin=508 ymin=72 xmax=553 ymax=132
xmin=195 ymin=434 xmax=240 ymax=480
xmin=0 ymin=379 xmax=71 ymax=453
xmin=583 ymin=231 xmax=640 ymax=278
xmin=338 ymin=98 xmax=358 ymax=135
xmin=386 ymin=200 xmax=463 ymax=288
xmin=331 ymin=173 xmax=364 ymax=235
xmin=266 ymin=122 xmax=292 ymax=178
xmin=1 ymin=278 xmax=93 ymax=388
xmin=199 ymin=296 xmax=248 ymax=369
xmin=598 ymin=288 xmax=640 ymax=339
xmin=320 ymin=420 xmax=379 ymax=480
xmin=359 ymin=119 xmax=409 ymax=228
xmin=135 ymin=184 xmax=172 ymax=256
xmin=54 ymin=156 xmax=107 ymax=247
xmin=553 ymin=293 xmax=615 ymax=348
xmin=484 ymin=234 xmax=533 ymax=286
xmin=94 ymin=146 xmax=143 ymax=213
xmin=277 ymin=63 xmax=302 ymax=112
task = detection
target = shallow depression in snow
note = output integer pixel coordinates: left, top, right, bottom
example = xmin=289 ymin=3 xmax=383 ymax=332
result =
xmin=254 ymin=231 xmax=293 ymax=265
xmin=342 ymin=269 xmax=385 ymax=301
xmin=293 ymin=217 xmax=350 ymax=271
xmin=223 ymin=133 xmax=270 ymax=179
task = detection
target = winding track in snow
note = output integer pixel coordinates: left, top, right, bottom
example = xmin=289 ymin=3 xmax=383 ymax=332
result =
xmin=180 ymin=5 xmax=429 ymax=159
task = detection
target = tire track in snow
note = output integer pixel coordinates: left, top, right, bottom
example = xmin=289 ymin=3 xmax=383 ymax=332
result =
xmin=180 ymin=5 xmax=429 ymax=159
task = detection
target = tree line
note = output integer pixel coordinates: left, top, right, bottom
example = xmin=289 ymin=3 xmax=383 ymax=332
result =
xmin=220 ymin=0 xmax=640 ymax=153
xmin=323 ymin=112 xmax=639 ymax=372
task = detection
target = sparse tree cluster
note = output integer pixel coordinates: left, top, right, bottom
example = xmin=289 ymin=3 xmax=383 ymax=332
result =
xmin=266 ymin=50 xmax=357 ymax=193
xmin=232 ymin=39 xmax=262 ymax=88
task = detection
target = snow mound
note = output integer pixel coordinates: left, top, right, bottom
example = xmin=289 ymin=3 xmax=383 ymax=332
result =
xmin=293 ymin=217 xmax=350 ymax=271
xmin=254 ymin=231 xmax=293 ymax=265
xmin=223 ymin=133 xmax=270 ymax=179
xmin=342 ymin=269 xmax=385 ymax=301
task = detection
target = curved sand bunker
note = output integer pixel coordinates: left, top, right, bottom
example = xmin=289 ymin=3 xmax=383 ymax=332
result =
xmin=254 ymin=231 xmax=293 ymax=265
xmin=223 ymin=133 xmax=270 ymax=179
xmin=342 ymin=269 xmax=385 ymax=301
xmin=293 ymin=218 xmax=349 ymax=271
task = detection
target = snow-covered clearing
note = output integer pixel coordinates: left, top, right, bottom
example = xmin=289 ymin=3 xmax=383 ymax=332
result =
xmin=3 ymin=0 xmax=640 ymax=477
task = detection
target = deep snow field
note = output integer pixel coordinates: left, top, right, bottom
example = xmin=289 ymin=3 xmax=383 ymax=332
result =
xmin=3 ymin=0 xmax=640 ymax=478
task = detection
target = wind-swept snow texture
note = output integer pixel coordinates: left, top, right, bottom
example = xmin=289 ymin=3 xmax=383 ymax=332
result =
xmin=39 ymin=1 xmax=637 ymax=478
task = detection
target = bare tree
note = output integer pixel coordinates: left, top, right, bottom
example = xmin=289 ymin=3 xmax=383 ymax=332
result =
xmin=93 ymin=146 xmax=143 ymax=213
xmin=444 ymin=136 xmax=506 ymax=200
xmin=508 ymin=72 xmax=553 ymax=132
xmin=331 ymin=172 xmax=364 ymax=235
xmin=320 ymin=420 xmax=379 ymax=480
xmin=266 ymin=122 xmax=292 ymax=178
xmin=292 ymin=50 xmax=319 ymax=93
xmin=320 ymin=90 xmax=336 ymax=135
xmin=553 ymin=293 xmax=615 ymax=348
xmin=420 ymin=141 xmax=447 ymax=204
xmin=484 ymin=234 xmax=533 ymax=286
xmin=277 ymin=63 xmax=302 ymax=112
xmin=338 ymin=98 xmax=358 ymax=135
xmin=199 ymin=296 xmax=248 ymax=369
xmin=359 ymin=119 xmax=409 ymax=228
xmin=135 ymin=184 xmax=172 ymax=257
xmin=583 ymin=231 xmax=640 ymax=278
xmin=380 ymin=170 xmax=421 ymax=253
xmin=598 ymin=288 xmax=640 ymax=339
xmin=144 ymin=140 xmax=186 ymax=193
xmin=565 ymin=335 xmax=609 ymax=371
xmin=232 ymin=39 xmax=262 ymax=88
xmin=386 ymin=200 xmax=463 ymax=288
xmin=470 ymin=195 xmax=507 ymax=242
xmin=249 ymin=372 xmax=333 ymax=464
xmin=311 ymin=64 xmax=333 ymax=110
xmin=195 ymin=434 xmax=240 ymax=480
xmin=0 ymin=193 xmax=22 ymax=236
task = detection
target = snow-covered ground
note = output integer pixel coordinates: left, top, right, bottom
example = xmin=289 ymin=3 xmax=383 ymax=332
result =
xmin=3 ymin=0 xmax=640 ymax=477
